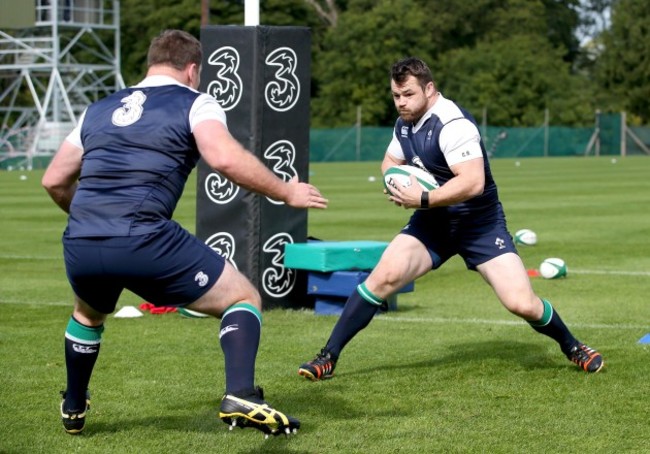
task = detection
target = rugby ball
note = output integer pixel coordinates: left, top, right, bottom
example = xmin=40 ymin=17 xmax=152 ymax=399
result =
xmin=383 ymin=165 xmax=439 ymax=196
xmin=178 ymin=307 xmax=209 ymax=318
xmin=539 ymin=258 xmax=567 ymax=279
xmin=514 ymin=229 xmax=537 ymax=246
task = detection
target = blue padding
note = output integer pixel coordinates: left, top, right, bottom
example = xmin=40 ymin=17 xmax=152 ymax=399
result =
xmin=638 ymin=333 xmax=650 ymax=344
xmin=314 ymin=296 xmax=398 ymax=316
xmin=308 ymin=270 xmax=414 ymax=297
xmin=314 ymin=298 xmax=347 ymax=316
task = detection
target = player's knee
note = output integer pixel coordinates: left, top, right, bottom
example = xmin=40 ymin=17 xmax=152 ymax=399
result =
xmin=73 ymin=308 xmax=106 ymax=326
xmin=73 ymin=298 xmax=106 ymax=326
xmin=242 ymin=291 xmax=262 ymax=310
xmin=503 ymin=295 xmax=542 ymax=320
xmin=368 ymin=268 xmax=404 ymax=297
xmin=233 ymin=278 xmax=262 ymax=310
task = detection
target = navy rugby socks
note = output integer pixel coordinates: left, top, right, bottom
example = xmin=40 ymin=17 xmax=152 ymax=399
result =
xmin=528 ymin=299 xmax=576 ymax=353
xmin=64 ymin=316 xmax=103 ymax=411
xmin=324 ymin=283 xmax=383 ymax=358
xmin=219 ymin=303 xmax=261 ymax=395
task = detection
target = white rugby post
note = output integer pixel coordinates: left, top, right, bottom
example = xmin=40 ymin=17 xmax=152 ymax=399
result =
xmin=245 ymin=0 xmax=260 ymax=26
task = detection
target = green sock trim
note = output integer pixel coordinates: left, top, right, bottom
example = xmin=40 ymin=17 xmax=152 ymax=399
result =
xmin=65 ymin=317 xmax=104 ymax=345
xmin=357 ymin=283 xmax=384 ymax=307
xmin=529 ymin=299 xmax=554 ymax=327
xmin=223 ymin=303 xmax=262 ymax=325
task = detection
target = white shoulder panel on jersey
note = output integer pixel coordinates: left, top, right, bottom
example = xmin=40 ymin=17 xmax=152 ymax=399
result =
xmin=431 ymin=94 xmax=464 ymax=125
xmin=190 ymin=93 xmax=227 ymax=130
xmin=386 ymin=131 xmax=405 ymax=160
xmin=64 ymin=109 xmax=87 ymax=150
xmin=439 ymin=118 xmax=482 ymax=167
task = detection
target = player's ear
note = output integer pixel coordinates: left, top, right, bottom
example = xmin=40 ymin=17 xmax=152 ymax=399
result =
xmin=425 ymin=81 xmax=435 ymax=97
xmin=188 ymin=63 xmax=201 ymax=89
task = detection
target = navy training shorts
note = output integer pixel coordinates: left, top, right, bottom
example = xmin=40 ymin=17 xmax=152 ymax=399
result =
xmin=63 ymin=221 xmax=225 ymax=314
xmin=400 ymin=203 xmax=518 ymax=271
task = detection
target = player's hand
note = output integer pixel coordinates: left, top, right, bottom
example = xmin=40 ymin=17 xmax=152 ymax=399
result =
xmin=285 ymin=176 xmax=328 ymax=209
xmin=383 ymin=187 xmax=403 ymax=207
xmin=387 ymin=175 xmax=421 ymax=209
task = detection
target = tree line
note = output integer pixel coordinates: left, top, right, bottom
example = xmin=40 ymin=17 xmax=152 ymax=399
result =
xmin=119 ymin=0 xmax=648 ymax=128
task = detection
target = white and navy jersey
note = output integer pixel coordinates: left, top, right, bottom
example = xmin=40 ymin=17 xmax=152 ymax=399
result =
xmin=387 ymin=93 xmax=499 ymax=217
xmin=65 ymin=75 xmax=226 ymax=238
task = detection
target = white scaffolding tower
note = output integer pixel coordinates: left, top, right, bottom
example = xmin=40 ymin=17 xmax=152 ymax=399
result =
xmin=0 ymin=0 xmax=124 ymax=169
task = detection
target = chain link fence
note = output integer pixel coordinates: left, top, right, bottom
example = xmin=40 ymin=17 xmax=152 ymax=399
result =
xmin=309 ymin=113 xmax=650 ymax=162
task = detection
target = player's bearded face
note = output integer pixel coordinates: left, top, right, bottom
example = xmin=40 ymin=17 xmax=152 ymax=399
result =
xmin=391 ymin=77 xmax=429 ymax=123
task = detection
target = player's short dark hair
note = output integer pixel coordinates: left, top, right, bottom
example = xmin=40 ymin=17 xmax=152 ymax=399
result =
xmin=391 ymin=57 xmax=434 ymax=90
xmin=147 ymin=29 xmax=202 ymax=71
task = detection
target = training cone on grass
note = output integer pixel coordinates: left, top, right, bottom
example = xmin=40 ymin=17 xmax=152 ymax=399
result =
xmin=114 ymin=306 xmax=143 ymax=318
xmin=527 ymin=269 xmax=540 ymax=277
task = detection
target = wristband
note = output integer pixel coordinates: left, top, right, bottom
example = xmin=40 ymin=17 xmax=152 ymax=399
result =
xmin=420 ymin=190 xmax=429 ymax=209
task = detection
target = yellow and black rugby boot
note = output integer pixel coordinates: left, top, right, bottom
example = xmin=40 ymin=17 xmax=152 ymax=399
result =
xmin=60 ymin=390 xmax=90 ymax=434
xmin=219 ymin=387 xmax=300 ymax=437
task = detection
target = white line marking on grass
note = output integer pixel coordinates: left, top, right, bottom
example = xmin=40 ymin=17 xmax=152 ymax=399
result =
xmin=2 ymin=300 xmax=647 ymax=331
xmin=571 ymin=268 xmax=650 ymax=277
xmin=0 ymin=300 xmax=70 ymax=307
xmin=0 ymin=255 xmax=59 ymax=260
xmin=376 ymin=315 xmax=649 ymax=331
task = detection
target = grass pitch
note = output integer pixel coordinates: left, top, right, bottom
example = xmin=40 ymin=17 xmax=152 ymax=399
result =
xmin=1 ymin=156 xmax=649 ymax=453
